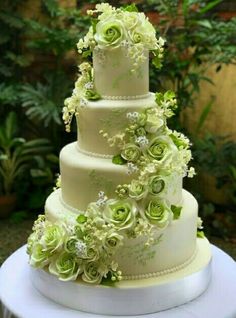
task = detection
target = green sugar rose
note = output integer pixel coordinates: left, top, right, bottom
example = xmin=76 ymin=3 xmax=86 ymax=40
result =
xmin=104 ymin=231 xmax=123 ymax=251
xmin=142 ymin=198 xmax=170 ymax=228
xmin=103 ymin=199 xmax=137 ymax=230
xmin=129 ymin=179 xmax=148 ymax=200
xmin=40 ymin=224 xmax=65 ymax=253
xmin=82 ymin=261 xmax=103 ymax=284
xmin=148 ymin=176 xmax=165 ymax=196
xmin=147 ymin=136 xmax=174 ymax=162
xmin=145 ymin=109 xmax=164 ymax=134
xmin=121 ymin=143 xmax=141 ymax=162
xmin=95 ymin=17 xmax=125 ymax=49
xmin=137 ymin=112 xmax=147 ymax=126
xmin=49 ymin=252 xmax=82 ymax=281
xmin=29 ymin=243 xmax=50 ymax=268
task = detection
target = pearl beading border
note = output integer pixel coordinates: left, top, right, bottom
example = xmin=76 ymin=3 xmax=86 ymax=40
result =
xmin=76 ymin=143 xmax=113 ymax=159
xmin=59 ymin=192 xmax=84 ymax=214
xmin=122 ymin=248 xmax=198 ymax=280
xmin=101 ymin=93 xmax=150 ymax=100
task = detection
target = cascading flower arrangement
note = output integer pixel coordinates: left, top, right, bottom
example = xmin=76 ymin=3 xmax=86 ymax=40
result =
xmin=27 ymin=3 xmax=199 ymax=285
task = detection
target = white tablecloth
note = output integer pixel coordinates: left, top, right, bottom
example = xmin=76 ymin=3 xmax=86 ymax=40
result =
xmin=0 ymin=245 xmax=236 ymax=318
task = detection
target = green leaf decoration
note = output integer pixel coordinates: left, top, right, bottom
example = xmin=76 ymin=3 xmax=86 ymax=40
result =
xmin=77 ymin=214 xmax=87 ymax=224
xmin=122 ymin=4 xmax=138 ymax=12
xmin=85 ymin=89 xmax=101 ymax=101
xmin=101 ymin=272 xmax=117 ymax=286
xmin=155 ymin=92 xmax=164 ymax=105
xmin=171 ymin=205 xmax=182 ymax=220
xmin=82 ymin=49 xmax=92 ymax=58
xmin=197 ymin=230 xmax=205 ymax=238
xmin=164 ymin=90 xmax=175 ymax=100
xmin=91 ymin=18 xmax=98 ymax=33
xmin=112 ymin=154 xmax=127 ymax=165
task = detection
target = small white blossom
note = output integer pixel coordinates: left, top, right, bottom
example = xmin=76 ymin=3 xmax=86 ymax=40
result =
xmin=80 ymin=98 xmax=88 ymax=107
xmin=127 ymin=162 xmax=139 ymax=175
xmin=197 ymin=217 xmax=203 ymax=230
xmin=84 ymin=81 xmax=94 ymax=90
xmin=96 ymin=191 xmax=108 ymax=207
xmin=188 ymin=167 xmax=196 ymax=178
xmin=75 ymin=240 xmax=87 ymax=258
xmin=126 ymin=112 xmax=139 ymax=122
xmin=136 ymin=136 xmax=149 ymax=147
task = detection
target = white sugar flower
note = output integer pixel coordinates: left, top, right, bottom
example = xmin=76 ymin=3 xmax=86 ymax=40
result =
xmin=136 ymin=136 xmax=149 ymax=147
xmin=127 ymin=162 xmax=139 ymax=175
xmin=80 ymin=98 xmax=88 ymax=107
xmin=84 ymin=81 xmax=94 ymax=90
xmin=188 ymin=167 xmax=196 ymax=178
xmin=75 ymin=240 xmax=87 ymax=258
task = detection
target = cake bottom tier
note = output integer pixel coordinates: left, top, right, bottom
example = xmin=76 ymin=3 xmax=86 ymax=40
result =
xmin=30 ymin=238 xmax=212 ymax=315
xmin=45 ymin=188 xmax=198 ymax=277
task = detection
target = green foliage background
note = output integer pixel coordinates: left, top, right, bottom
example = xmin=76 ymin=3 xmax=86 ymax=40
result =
xmin=0 ymin=0 xmax=235 ymax=237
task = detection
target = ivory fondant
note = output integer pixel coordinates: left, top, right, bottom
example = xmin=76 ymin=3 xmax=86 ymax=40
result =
xmin=45 ymin=189 xmax=196 ymax=277
xmin=60 ymin=142 xmax=183 ymax=211
xmin=93 ymin=47 xmax=149 ymax=98
xmin=77 ymin=93 xmax=155 ymax=156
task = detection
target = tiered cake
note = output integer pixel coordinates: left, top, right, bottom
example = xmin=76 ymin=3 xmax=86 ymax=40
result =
xmin=27 ymin=3 xmax=212 ymax=315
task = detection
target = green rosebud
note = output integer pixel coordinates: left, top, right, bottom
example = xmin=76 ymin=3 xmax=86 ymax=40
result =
xmin=103 ymin=199 xmax=137 ymax=230
xmin=129 ymin=179 xmax=148 ymax=200
xmin=82 ymin=261 xmax=103 ymax=284
xmin=148 ymin=176 xmax=165 ymax=196
xmin=142 ymin=198 xmax=170 ymax=228
xmin=121 ymin=143 xmax=141 ymax=162
xmin=137 ymin=112 xmax=147 ymax=126
xmin=49 ymin=252 xmax=82 ymax=281
xmin=104 ymin=231 xmax=123 ymax=251
xmin=135 ymin=127 xmax=146 ymax=137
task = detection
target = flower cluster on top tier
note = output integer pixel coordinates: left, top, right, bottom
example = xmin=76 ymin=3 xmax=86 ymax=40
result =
xmin=77 ymin=3 xmax=165 ymax=72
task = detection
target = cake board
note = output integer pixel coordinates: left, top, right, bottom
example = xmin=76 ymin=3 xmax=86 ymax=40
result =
xmin=1 ymin=244 xmax=236 ymax=318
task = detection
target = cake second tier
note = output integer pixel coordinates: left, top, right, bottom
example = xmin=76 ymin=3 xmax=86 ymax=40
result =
xmin=77 ymin=92 xmax=156 ymax=156
xmin=60 ymin=142 xmax=183 ymax=211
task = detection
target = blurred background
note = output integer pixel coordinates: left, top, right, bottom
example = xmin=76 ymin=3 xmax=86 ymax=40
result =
xmin=0 ymin=0 xmax=235 ymax=264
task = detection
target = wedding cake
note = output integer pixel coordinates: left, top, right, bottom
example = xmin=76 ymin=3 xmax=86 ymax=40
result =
xmin=27 ymin=3 xmax=212 ymax=315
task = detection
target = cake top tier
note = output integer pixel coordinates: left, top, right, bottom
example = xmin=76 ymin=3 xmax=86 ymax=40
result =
xmin=76 ymin=3 xmax=165 ymax=99
xmin=62 ymin=3 xmax=165 ymax=132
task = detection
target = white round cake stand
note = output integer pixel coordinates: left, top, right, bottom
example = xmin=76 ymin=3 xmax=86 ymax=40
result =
xmin=0 ymin=245 xmax=236 ymax=318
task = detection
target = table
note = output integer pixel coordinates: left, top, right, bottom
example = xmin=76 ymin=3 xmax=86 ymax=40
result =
xmin=0 ymin=245 xmax=236 ymax=318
